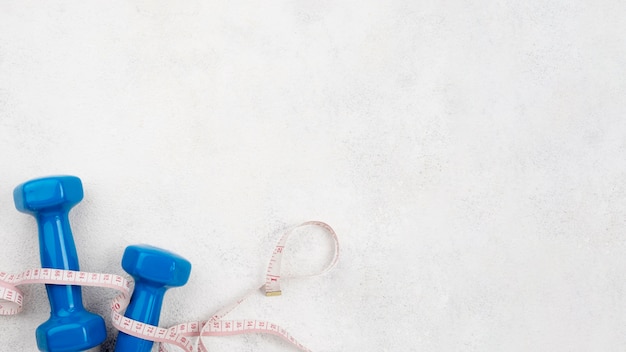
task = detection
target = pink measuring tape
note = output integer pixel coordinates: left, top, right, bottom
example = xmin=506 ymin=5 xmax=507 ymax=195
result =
xmin=1 ymin=221 xmax=339 ymax=351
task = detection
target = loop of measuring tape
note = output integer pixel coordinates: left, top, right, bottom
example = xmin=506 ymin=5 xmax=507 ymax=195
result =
xmin=0 ymin=221 xmax=339 ymax=352
xmin=264 ymin=220 xmax=339 ymax=297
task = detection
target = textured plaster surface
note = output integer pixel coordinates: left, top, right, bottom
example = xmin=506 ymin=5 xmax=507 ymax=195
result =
xmin=1 ymin=1 xmax=626 ymax=351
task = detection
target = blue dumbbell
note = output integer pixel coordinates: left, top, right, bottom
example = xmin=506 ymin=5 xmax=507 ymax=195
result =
xmin=14 ymin=175 xmax=106 ymax=351
xmin=115 ymin=244 xmax=192 ymax=352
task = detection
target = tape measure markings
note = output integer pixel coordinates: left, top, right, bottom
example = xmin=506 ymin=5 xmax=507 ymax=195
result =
xmin=194 ymin=221 xmax=338 ymax=351
xmin=0 ymin=221 xmax=338 ymax=352
xmin=264 ymin=220 xmax=339 ymax=296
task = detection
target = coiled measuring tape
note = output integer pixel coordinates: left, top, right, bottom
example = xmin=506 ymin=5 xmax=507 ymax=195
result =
xmin=0 ymin=221 xmax=339 ymax=351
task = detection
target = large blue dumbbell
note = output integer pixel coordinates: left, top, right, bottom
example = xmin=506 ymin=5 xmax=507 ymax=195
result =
xmin=14 ymin=176 xmax=106 ymax=352
xmin=115 ymin=244 xmax=192 ymax=352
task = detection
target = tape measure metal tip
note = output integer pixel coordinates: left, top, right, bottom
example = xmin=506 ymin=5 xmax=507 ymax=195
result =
xmin=265 ymin=291 xmax=282 ymax=297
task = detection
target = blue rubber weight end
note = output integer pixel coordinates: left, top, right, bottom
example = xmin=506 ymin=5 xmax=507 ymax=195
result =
xmin=122 ymin=245 xmax=192 ymax=288
xmin=36 ymin=312 xmax=107 ymax=352
xmin=13 ymin=176 xmax=83 ymax=214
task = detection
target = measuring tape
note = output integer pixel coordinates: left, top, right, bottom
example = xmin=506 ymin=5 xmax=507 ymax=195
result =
xmin=0 ymin=221 xmax=339 ymax=351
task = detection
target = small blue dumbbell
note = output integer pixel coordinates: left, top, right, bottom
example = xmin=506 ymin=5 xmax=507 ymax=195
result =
xmin=14 ymin=176 xmax=106 ymax=352
xmin=115 ymin=244 xmax=192 ymax=352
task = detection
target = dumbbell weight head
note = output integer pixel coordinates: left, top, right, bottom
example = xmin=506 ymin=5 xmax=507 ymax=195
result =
xmin=122 ymin=245 xmax=192 ymax=288
xmin=14 ymin=176 xmax=83 ymax=213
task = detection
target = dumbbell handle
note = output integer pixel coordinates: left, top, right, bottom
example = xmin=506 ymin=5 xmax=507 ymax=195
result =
xmin=36 ymin=210 xmax=84 ymax=314
xmin=115 ymin=282 xmax=168 ymax=351
xmin=124 ymin=282 xmax=166 ymax=324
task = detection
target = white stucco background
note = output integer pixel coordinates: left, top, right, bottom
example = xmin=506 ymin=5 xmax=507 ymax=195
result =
xmin=1 ymin=1 xmax=626 ymax=351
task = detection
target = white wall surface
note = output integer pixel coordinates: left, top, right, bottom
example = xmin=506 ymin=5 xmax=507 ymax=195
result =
xmin=1 ymin=1 xmax=625 ymax=351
